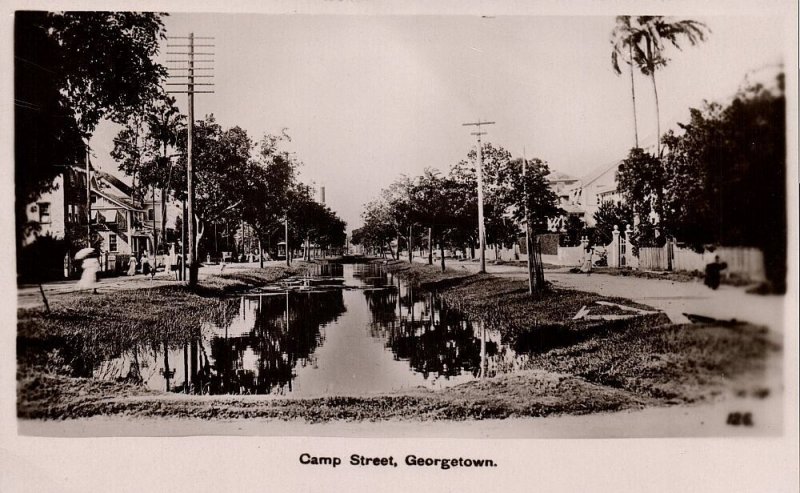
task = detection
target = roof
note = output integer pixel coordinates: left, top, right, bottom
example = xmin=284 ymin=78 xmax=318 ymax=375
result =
xmin=91 ymin=188 xmax=144 ymax=211
xmin=95 ymin=171 xmax=135 ymax=198
xmin=546 ymin=170 xmax=579 ymax=183
xmin=579 ymin=159 xmax=622 ymax=188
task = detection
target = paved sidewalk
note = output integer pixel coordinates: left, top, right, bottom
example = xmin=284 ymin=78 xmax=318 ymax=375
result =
xmin=16 ymin=260 xmax=289 ymax=310
xmin=410 ymin=256 xmax=786 ymax=331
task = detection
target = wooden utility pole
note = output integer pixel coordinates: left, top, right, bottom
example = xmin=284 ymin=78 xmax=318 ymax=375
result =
xmin=462 ymin=120 xmax=495 ymax=273
xmin=166 ymin=32 xmax=215 ymax=287
xmin=85 ymin=143 xmax=92 ymax=246
xmin=522 ymin=151 xmax=535 ymax=295
xmin=285 ymin=216 xmax=290 ymax=267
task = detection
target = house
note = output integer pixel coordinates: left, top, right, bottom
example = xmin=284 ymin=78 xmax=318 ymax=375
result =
xmin=568 ymin=159 xmax=623 ymax=226
xmin=21 ymin=162 xmax=183 ymax=279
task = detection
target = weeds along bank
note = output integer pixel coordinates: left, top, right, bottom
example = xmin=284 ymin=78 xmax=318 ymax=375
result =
xmin=376 ymin=259 xmax=780 ymax=403
xmin=16 ymin=260 xmax=779 ymax=421
xmin=17 ymin=265 xmax=308 ymax=385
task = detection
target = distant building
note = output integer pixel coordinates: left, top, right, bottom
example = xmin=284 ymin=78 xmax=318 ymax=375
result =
xmin=21 ymin=163 xmax=181 ymax=279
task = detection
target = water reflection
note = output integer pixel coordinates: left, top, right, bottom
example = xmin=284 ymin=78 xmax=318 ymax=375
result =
xmin=88 ymin=263 xmax=550 ymax=396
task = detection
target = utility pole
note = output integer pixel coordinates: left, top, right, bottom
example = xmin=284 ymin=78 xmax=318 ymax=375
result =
xmin=462 ymin=119 xmax=495 ymax=273
xmin=285 ymin=216 xmax=290 ymax=267
xmin=152 ymin=187 xmax=157 ymax=257
xmin=166 ymin=32 xmax=215 ymax=287
xmin=85 ymin=143 xmax=92 ymax=246
xmin=522 ymin=149 xmax=534 ymax=295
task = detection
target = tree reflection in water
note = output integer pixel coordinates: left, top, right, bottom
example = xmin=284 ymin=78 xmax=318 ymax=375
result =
xmin=364 ymin=281 xmax=498 ymax=381
xmin=190 ymin=289 xmax=347 ymax=395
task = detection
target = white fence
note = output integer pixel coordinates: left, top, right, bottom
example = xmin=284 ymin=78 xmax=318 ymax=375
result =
xmin=635 ymin=244 xmax=764 ymax=281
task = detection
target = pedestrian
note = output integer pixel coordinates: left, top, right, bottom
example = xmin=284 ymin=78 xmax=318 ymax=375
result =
xmin=149 ymin=252 xmax=157 ymax=279
xmin=127 ymin=255 xmax=137 ymax=276
xmin=704 ymin=255 xmax=728 ymax=290
xmin=176 ymin=254 xmax=183 ymax=280
xmin=141 ymin=254 xmax=150 ymax=276
xmin=580 ymin=246 xmax=593 ymax=275
xmin=164 ymin=246 xmax=172 ymax=276
xmin=77 ymin=248 xmax=100 ymax=294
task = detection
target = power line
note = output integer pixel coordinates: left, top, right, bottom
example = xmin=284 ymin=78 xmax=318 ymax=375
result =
xmin=165 ymin=32 xmax=216 ymax=286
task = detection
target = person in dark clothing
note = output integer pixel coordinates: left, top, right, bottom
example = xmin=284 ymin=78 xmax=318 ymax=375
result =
xmin=704 ymin=255 xmax=728 ymax=290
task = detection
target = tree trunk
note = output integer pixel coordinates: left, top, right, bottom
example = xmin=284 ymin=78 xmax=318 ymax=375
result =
xmin=531 ymin=235 xmax=546 ymax=294
xmin=161 ymin=188 xmax=168 ymax=251
xmin=408 ymin=225 xmax=413 ymax=263
xmin=651 ymin=71 xmax=661 ymax=155
xmin=629 ymin=43 xmax=639 ymax=148
xmin=439 ymin=242 xmax=445 ymax=272
xmin=259 ymin=238 xmax=264 ymax=268
xmin=427 ymin=227 xmax=433 ymax=265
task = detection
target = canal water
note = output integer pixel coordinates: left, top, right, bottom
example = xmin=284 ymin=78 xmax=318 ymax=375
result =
xmin=92 ymin=263 xmax=533 ymax=397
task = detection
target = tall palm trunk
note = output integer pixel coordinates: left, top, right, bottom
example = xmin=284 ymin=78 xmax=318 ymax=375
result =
xmin=650 ymin=71 xmax=661 ymax=155
xmin=645 ymin=38 xmax=661 ymax=155
xmin=629 ymin=43 xmax=640 ymax=148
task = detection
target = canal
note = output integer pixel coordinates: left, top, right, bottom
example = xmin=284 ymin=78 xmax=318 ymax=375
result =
xmin=91 ymin=263 xmax=534 ymax=397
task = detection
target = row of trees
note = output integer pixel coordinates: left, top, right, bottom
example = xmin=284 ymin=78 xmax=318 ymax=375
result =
xmin=15 ymin=11 xmax=168 ymax=275
xmin=113 ymin=105 xmax=347 ymax=264
xmin=615 ymin=75 xmax=786 ymax=291
xmin=15 ymin=11 xmax=346 ymax=277
xmin=610 ymin=16 xmax=785 ymax=291
xmin=352 ymin=143 xmax=561 ymax=272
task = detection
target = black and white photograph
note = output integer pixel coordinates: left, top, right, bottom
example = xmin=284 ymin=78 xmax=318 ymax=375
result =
xmin=3 ymin=1 xmax=798 ymax=491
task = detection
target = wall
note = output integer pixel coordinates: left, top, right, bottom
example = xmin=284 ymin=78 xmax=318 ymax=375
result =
xmin=24 ymin=175 xmax=66 ymax=245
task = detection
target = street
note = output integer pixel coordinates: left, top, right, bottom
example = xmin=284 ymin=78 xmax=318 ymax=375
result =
xmin=410 ymin=256 xmax=785 ymax=331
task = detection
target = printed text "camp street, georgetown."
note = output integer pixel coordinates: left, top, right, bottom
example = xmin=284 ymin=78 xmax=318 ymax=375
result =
xmin=299 ymin=453 xmax=498 ymax=470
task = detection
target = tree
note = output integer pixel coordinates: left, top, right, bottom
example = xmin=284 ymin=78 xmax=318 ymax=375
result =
xmin=173 ymin=116 xmax=253 ymax=262
xmin=616 ymin=148 xmax=665 ymax=246
xmin=15 ymin=11 xmax=167 ymax=259
xmin=240 ymin=133 xmax=300 ymax=265
xmin=501 ymin=158 xmax=562 ymax=234
xmin=661 ymin=73 xmax=785 ymax=291
xmin=592 ymin=201 xmax=633 ymax=245
xmin=610 ymin=16 xmax=640 ymax=148
xmin=619 ymin=16 xmax=709 ymax=154
xmin=450 ymin=143 xmax=520 ymax=256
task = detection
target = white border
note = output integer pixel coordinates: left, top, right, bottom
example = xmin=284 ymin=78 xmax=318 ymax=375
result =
xmin=1 ymin=1 xmax=797 ymax=492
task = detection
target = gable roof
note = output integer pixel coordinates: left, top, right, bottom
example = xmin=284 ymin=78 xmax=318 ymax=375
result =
xmin=579 ymin=159 xmax=622 ymax=188
xmin=95 ymin=171 xmax=135 ymax=198
xmin=546 ymin=170 xmax=579 ymax=183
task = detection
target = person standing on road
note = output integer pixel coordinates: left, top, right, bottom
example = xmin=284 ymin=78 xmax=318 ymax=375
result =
xmin=127 ymin=255 xmax=137 ymax=276
xmin=704 ymin=255 xmax=728 ymax=290
xmin=77 ymin=248 xmax=100 ymax=294
xmin=141 ymin=254 xmax=150 ymax=276
xmin=580 ymin=246 xmax=594 ymax=275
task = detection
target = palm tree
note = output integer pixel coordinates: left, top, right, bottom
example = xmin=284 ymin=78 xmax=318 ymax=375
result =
xmin=615 ymin=16 xmax=710 ymax=154
xmin=611 ymin=16 xmax=640 ymax=148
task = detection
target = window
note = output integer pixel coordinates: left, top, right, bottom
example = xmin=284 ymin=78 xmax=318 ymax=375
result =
xmin=147 ymin=208 xmax=155 ymax=221
xmin=91 ymin=195 xmax=97 ymax=204
xmin=109 ymin=234 xmax=118 ymax=252
xmin=38 ymin=203 xmax=51 ymax=223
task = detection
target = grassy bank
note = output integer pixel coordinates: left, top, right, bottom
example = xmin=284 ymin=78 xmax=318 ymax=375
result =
xmin=17 ymin=265 xmax=306 ymax=380
xmin=17 ymin=260 xmax=779 ymax=422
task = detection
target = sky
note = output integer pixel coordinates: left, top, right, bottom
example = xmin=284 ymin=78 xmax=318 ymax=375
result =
xmin=91 ymin=14 xmax=785 ymax=232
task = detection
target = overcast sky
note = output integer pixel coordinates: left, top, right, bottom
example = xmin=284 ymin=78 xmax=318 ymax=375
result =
xmin=92 ymin=14 xmax=784 ymax=232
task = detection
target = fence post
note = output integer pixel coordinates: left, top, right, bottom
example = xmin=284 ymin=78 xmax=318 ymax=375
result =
xmin=610 ymin=225 xmax=621 ymax=268
xmin=580 ymin=235 xmax=589 ymax=264
xmin=624 ymin=224 xmax=638 ymax=269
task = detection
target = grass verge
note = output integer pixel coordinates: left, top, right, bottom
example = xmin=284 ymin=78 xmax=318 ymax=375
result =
xmin=17 ymin=260 xmax=780 ymax=422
